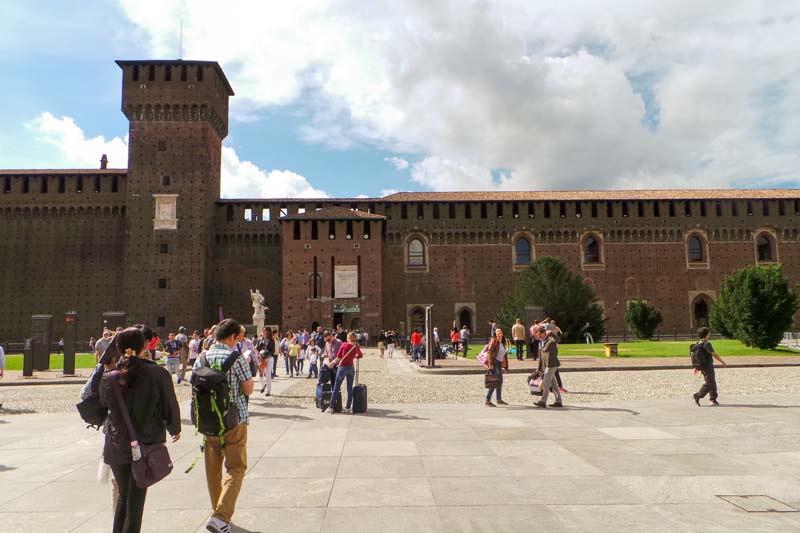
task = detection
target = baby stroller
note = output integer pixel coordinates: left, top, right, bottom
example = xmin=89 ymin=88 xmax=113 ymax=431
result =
xmin=527 ymin=370 xmax=543 ymax=396
xmin=315 ymin=364 xmax=342 ymax=412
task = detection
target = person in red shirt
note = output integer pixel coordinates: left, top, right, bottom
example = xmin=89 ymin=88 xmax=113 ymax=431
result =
xmin=450 ymin=328 xmax=460 ymax=356
xmin=410 ymin=329 xmax=423 ymax=361
xmin=148 ymin=334 xmax=160 ymax=361
xmin=325 ymin=332 xmax=363 ymax=414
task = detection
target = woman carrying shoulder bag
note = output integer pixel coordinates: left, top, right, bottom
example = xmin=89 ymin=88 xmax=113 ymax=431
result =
xmin=99 ymin=327 xmax=181 ymax=533
xmin=485 ymin=328 xmax=509 ymax=407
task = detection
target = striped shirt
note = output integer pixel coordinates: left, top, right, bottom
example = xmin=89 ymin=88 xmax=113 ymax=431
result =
xmin=194 ymin=343 xmax=252 ymax=425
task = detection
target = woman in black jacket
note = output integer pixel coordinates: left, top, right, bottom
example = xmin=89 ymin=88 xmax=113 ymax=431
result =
xmin=100 ymin=327 xmax=181 ymax=532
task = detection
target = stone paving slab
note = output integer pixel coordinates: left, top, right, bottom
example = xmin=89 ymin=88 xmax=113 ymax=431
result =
xmin=1 ymin=394 xmax=799 ymax=532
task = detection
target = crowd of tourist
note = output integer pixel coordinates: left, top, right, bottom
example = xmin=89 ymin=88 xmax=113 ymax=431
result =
xmin=72 ymin=316 xmax=727 ymax=533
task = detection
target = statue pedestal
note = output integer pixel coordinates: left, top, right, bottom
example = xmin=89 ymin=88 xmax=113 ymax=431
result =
xmin=253 ymin=315 xmax=265 ymax=332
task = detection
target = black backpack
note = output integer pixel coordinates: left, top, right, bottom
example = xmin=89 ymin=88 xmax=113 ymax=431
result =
xmin=689 ymin=341 xmax=711 ymax=369
xmin=190 ymin=351 xmax=241 ymax=439
xmin=76 ymin=364 xmax=108 ymax=428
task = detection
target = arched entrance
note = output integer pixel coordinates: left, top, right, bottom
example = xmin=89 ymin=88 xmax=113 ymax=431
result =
xmin=692 ymin=296 xmax=711 ymax=328
xmin=457 ymin=308 xmax=473 ymax=333
xmin=409 ymin=307 xmax=425 ymax=334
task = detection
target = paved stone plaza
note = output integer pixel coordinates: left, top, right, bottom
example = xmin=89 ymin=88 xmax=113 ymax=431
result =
xmin=2 ymin=383 xmax=800 ymax=532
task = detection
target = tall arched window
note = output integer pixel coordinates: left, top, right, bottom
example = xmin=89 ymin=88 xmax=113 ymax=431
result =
xmin=514 ymin=238 xmax=531 ymax=265
xmin=583 ymin=236 xmax=601 ymax=264
xmin=309 ymin=273 xmax=322 ymax=299
xmin=408 ymin=238 xmax=426 ymax=266
xmin=757 ymin=234 xmax=774 ymax=262
xmin=687 ymin=236 xmax=704 ymax=262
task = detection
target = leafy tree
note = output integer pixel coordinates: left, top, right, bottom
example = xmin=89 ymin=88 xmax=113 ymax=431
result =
xmin=624 ymin=299 xmax=663 ymax=340
xmin=496 ymin=256 xmax=605 ymax=342
xmin=709 ymin=264 xmax=798 ymax=349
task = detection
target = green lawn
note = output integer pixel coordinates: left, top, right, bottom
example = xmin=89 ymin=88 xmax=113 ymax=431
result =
xmin=3 ymin=354 xmax=97 ymax=371
xmin=459 ymin=340 xmax=799 ymax=359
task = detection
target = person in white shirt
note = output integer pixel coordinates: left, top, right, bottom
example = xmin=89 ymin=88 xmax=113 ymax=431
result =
xmin=0 ymin=342 xmax=5 ymax=379
xmin=306 ymin=339 xmax=321 ymax=378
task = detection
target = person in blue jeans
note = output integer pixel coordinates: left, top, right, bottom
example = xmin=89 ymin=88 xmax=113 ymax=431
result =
xmin=484 ymin=328 xmax=509 ymax=407
xmin=325 ymin=332 xmax=363 ymax=414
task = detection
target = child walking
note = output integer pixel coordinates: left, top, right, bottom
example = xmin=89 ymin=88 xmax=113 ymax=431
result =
xmin=306 ymin=339 xmax=321 ymax=378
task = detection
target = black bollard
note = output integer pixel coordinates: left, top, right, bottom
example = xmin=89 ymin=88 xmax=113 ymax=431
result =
xmin=63 ymin=311 xmax=78 ymax=375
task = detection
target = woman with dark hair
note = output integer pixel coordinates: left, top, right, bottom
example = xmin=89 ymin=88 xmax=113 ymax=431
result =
xmin=484 ymin=328 xmax=509 ymax=407
xmin=257 ymin=327 xmax=276 ymax=395
xmin=99 ymin=327 xmax=181 ymax=532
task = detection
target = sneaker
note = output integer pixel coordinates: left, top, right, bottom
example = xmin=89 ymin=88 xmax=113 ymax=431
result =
xmin=176 ymin=377 xmax=181 ymax=385
xmin=559 ymin=387 xmax=568 ymax=393
xmin=534 ymin=401 xmax=547 ymax=408
xmin=264 ymin=392 xmax=270 ymax=397
xmin=326 ymin=408 xmax=335 ymax=414
xmin=345 ymin=408 xmax=353 ymax=414
xmin=206 ymin=516 xmax=231 ymax=533
xmin=497 ymin=400 xmax=508 ymax=406
xmin=550 ymin=401 xmax=563 ymax=408
xmin=485 ymin=400 xmax=496 ymax=407
xmin=709 ymin=400 xmax=719 ymax=406
xmin=693 ymin=395 xmax=701 ymax=407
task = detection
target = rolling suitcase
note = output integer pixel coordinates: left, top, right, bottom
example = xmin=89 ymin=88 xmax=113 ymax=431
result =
xmin=352 ymin=357 xmax=368 ymax=414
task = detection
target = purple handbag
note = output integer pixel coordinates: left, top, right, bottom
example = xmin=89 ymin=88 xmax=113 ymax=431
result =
xmin=110 ymin=374 xmax=173 ymax=488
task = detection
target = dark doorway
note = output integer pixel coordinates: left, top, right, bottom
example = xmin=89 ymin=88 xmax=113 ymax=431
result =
xmin=458 ymin=308 xmax=473 ymax=332
xmin=409 ymin=307 xmax=425 ymax=334
xmin=311 ymin=321 xmax=320 ymax=332
xmin=333 ymin=312 xmax=343 ymax=330
xmin=694 ymin=299 xmax=709 ymax=328
xmin=350 ymin=317 xmax=361 ymax=330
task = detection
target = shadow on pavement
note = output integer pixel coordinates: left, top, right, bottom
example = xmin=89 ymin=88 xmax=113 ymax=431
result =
xmin=0 ymin=406 xmax=37 ymax=415
xmin=357 ymin=408 xmax=429 ymax=421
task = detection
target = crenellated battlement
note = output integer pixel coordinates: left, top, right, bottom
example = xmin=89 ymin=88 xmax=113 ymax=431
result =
xmin=0 ymin=170 xmax=126 ymax=202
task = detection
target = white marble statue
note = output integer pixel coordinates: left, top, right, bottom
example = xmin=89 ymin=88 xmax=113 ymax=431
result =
xmin=250 ymin=289 xmax=267 ymax=330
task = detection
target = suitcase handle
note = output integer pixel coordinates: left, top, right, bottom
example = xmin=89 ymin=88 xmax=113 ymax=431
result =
xmin=355 ymin=357 xmax=360 ymax=385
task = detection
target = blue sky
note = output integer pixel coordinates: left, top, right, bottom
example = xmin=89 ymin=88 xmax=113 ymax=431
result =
xmin=1 ymin=1 xmax=798 ymax=198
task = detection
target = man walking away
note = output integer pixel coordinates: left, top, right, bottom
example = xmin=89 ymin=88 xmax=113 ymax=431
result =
xmin=460 ymin=325 xmax=470 ymax=358
xmin=198 ymin=319 xmax=253 ymax=533
xmin=176 ymin=327 xmax=189 ymax=384
xmin=692 ymin=327 xmax=726 ymax=406
xmin=511 ymin=319 xmax=526 ymax=361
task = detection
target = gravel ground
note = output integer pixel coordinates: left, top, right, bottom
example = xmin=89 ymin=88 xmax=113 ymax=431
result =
xmin=2 ymin=355 xmax=799 ymax=414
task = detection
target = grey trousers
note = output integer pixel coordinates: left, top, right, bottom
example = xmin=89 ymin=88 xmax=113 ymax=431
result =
xmin=540 ymin=366 xmax=562 ymax=404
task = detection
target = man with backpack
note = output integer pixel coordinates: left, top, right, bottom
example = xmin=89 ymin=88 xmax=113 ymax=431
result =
xmin=691 ymin=327 xmax=727 ymax=406
xmin=192 ymin=319 xmax=253 ymax=533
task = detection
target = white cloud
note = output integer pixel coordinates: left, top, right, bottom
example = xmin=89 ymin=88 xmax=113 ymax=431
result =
xmin=384 ymin=156 xmax=409 ymax=170
xmin=24 ymin=112 xmax=326 ymax=198
xmin=220 ymin=147 xmax=328 ymax=199
xmin=117 ymin=1 xmax=800 ymax=191
xmin=25 ymin=112 xmax=128 ymax=169
xmin=380 ymin=188 xmax=400 ymax=197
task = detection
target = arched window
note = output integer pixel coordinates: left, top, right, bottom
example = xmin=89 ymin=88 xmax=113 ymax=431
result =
xmin=514 ymin=238 xmax=531 ymax=265
xmin=757 ymin=234 xmax=774 ymax=262
xmin=408 ymin=238 xmax=425 ymax=266
xmin=687 ymin=236 xmax=704 ymax=262
xmin=309 ymin=273 xmax=322 ymax=299
xmin=583 ymin=236 xmax=601 ymax=264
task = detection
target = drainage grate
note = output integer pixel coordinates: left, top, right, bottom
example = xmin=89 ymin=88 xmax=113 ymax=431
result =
xmin=718 ymin=495 xmax=799 ymax=513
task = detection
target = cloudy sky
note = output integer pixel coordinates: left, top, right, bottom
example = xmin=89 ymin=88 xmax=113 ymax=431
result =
xmin=1 ymin=0 xmax=798 ymax=198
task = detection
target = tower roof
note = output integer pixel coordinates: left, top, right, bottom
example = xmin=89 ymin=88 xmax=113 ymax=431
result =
xmin=115 ymin=59 xmax=234 ymax=96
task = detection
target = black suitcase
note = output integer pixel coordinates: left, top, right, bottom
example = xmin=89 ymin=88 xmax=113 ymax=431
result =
xmin=352 ymin=358 xmax=368 ymax=414
xmin=316 ymin=382 xmax=342 ymax=412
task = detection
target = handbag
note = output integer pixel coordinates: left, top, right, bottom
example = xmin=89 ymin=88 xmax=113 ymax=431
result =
xmin=109 ymin=374 xmax=173 ymax=489
xmin=484 ymin=371 xmax=500 ymax=389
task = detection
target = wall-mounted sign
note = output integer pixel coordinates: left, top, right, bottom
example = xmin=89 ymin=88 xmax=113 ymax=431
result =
xmin=334 ymin=265 xmax=358 ymax=299
xmin=333 ymin=303 xmax=361 ymax=314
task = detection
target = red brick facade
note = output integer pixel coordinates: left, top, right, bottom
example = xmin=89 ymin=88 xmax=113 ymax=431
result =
xmin=0 ymin=60 xmax=798 ymax=342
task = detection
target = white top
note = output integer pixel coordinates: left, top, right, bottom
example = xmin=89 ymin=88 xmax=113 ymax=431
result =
xmin=495 ymin=343 xmax=507 ymax=363
xmin=307 ymin=345 xmax=321 ymax=364
xmin=0 ymin=344 xmax=5 ymax=369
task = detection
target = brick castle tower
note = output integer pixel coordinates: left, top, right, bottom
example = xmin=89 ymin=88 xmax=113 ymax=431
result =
xmin=116 ymin=60 xmax=234 ymax=331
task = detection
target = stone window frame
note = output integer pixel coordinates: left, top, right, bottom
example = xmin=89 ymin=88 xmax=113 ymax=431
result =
xmin=404 ymin=234 xmax=429 ymax=273
xmin=580 ymin=231 xmax=605 ymax=271
xmin=511 ymin=231 xmax=535 ymax=271
xmin=754 ymin=228 xmax=779 ymax=265
xmin=685 ymin=230 xmax=709 ymax=270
